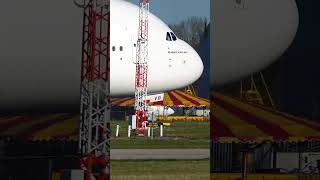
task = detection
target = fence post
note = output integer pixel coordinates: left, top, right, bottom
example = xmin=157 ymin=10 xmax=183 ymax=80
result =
xmin=116 ymin=125 xmax=120 ymax=137
xmin=160 ymin=125 xmax=163 ymax=137
xmin=147 ymin=127 xmax=151 ymax=137
xmin=128 ymin=125 xmax=131 ymax=138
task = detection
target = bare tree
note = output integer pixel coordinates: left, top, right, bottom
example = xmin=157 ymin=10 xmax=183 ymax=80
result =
xmin=169 ymin=16 xmax=208 ymax=52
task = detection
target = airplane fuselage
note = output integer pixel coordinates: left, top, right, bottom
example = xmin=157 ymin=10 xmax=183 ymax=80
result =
xmin=110 ymin=0 xmax=203 ymax=96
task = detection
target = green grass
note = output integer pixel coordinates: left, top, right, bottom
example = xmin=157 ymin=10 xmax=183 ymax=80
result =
xmin=111 ymin=120 xmax=209 ymax=149
xmin=110 ymin=159 xmax=210 ymax=180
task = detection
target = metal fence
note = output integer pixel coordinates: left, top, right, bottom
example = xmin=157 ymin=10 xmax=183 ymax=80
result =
xmin=211 ymin=141 xmax=320 ymax=173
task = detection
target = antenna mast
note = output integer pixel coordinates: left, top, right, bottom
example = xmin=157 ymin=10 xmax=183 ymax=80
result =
xmin=77 ymin=0 xmax=111 ymax=179
xmin=134 ymin=0 xmax=150 ymax=135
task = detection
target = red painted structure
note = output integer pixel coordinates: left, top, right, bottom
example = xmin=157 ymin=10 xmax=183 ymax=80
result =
xmin=77 ymin=0 xmax=110 ymax=179
xmin=134 ymin=0 xmax=150 ymax=135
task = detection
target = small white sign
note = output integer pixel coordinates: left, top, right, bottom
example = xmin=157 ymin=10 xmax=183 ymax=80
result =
xmin=146 ymin=93 xmax=164 ymax=102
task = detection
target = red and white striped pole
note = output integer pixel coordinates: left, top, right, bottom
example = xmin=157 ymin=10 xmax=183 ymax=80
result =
xmin=134 ymin=0 xmax=150 ymax=135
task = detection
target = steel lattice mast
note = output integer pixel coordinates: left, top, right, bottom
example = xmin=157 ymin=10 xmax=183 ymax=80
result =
xmin=77 ymin=0 xmax=110 ymax=179
xmin=135 ymin=0 xmax=150 ymax=135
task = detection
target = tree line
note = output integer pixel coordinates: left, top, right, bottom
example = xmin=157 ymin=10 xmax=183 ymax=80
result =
xmin=169 ymin=16 xmax=209 ymax=52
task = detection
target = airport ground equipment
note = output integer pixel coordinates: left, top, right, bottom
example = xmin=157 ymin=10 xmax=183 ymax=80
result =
xmin=240 ymin=72 xmax=275 ymax=107
xmin=75 ymin=0 xmax=110 ymax=179
xmin=185 ymin=84 xmax=197 ymax=96
xmin=134 ymin=0 xmax=150 ymax=135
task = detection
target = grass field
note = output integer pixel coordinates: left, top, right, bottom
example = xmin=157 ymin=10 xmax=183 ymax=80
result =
xmin=111 ymin=120 xmax=209 ymax=149
xmin=110 ymin=159 xmax=210 ymax=180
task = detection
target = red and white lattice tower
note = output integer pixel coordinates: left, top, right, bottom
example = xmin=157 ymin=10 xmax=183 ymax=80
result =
xmin=135 ymin=0 xmax=150 ymax=135
xmin=76 ymin=0 xmax=110 ymax=179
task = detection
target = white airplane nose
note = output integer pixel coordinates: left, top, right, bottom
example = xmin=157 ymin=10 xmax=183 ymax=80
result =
xmin=182 ymin=40 xmax=204 ymax=83
xmin=155 ymin=39 xmax=204 ymax=93
xmin=192 ymin=51 xmax=204 ymax=81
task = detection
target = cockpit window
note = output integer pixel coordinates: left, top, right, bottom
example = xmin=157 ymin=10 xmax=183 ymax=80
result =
xmin=166 ymin=32 xmax=172 ymax=41
xmin=170 ymin=32 xmax=177 ymax=41
xmin=166 ymin=32 xmax=178 ymax=41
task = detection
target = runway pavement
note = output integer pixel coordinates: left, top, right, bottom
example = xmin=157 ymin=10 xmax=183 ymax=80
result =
xmin=110 ymin=149 xmax=210 ymax=160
